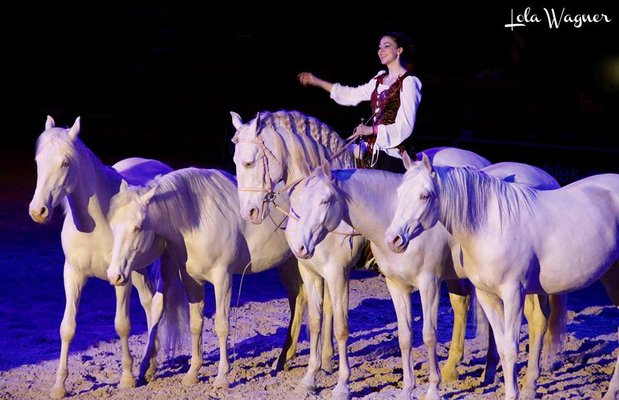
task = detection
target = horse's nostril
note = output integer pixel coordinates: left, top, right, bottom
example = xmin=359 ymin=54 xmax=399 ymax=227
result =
xmin=40 ymin=207 xmax=48 ymax=216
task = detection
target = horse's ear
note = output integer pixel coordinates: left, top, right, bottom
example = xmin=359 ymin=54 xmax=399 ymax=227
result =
xmin=68 ymin=116 xmax=81 ymax=140
xmin=230 ymin=111 xmax=243 ymax=130
xmin=45 ymin=115 xmax=55 ymax=130
xmin=140 ymin=185 xmax=157 ymax=205
xmin=422 ymin=152 xmax=435 ymax=176
xmin=249 ymin=112 xmax=261 ymax=138
xmin=402 ymin=150 xmax=414 ymax=170
xmin=119 ymin=179 xmax=129 ymax=192
xmin=320 ymin=161 xmax=332 ymax=181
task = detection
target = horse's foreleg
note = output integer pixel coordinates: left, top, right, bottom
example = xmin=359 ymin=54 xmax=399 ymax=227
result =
xmin=114 ymin=282 xmax=135 ymax=389
xmin=138 ymin=254 xmax=179 ymax=383
xmin=475 ymin=289 xmax=507 ymax=388
xmin=602 ymin=324 xmax=619 ymax=400
xmin=50 ymin=263 xmax=87 ymax=399
xmin=442 ymin=280 xmax=470 ymax=381
xmin=599 ymin=270 xmax=619 ymax=400
xmin=321 ymin=281 xmax=335 ymax=373
xmin=385 ymin=277 xmax=415 ymax=400
xmin=501 ymin=285 xmax=525 ymax=400
xmin=521 ymin=294 xmax=549 ymax=399
xmin=181 ymin=275 xmax=204 ymax=386
xmin=419 ymin=275 xmax=442 ymax=400
xmin=131 ymin=268 xmax=155 ymax=331
xmin=275 ymin=259 xmax=307 ymax=371
xmin=296 ymin=261 xmax=323 ymax=394
xmin=326 ymin=268 xmax=351 ymax=400
xmin=212 ymin=271 xmax=232 ymax=389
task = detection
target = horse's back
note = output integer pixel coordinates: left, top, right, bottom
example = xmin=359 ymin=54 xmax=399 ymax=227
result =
xmin=113 ymin=157 xmax=173 ymax=185
xmin=418 ymin=147 xmax=491 ymax=169
xmin=482 ymin=162 xmax=560 ymax=190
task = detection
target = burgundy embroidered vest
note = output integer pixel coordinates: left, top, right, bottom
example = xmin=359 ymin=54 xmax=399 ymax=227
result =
xmin=361 ymin=70 xmax=411 ymax=162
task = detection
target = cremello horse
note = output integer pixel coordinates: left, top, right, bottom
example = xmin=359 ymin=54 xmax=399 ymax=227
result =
xmin=386 ymin=154 xmax=619 ymax=400
xmin=285 ymin=161 xmax=566 ymax=400
xmin=230 ymin=110 xmax=491 ymax=399
xmin=28 ymin=116 xmax=173 ymax=398
xmin=106 ymin=167 xmax=310 ymax=388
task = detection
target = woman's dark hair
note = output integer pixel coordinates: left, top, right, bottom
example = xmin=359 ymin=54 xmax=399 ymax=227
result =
xmin=383 ymin=31 xmax=416 ymax=70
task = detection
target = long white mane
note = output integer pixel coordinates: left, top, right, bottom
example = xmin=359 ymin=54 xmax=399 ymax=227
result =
xmin=240 ymin=110 xmax=355 ymax=178
xmin=427 ymin=164 xmax=538 ymax=233
xmin=110 ymin=168 xmax=239 ymax=233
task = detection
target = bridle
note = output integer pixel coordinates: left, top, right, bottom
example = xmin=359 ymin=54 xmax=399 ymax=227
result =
xmin=233 ymin=126 xmax=362 ymax=239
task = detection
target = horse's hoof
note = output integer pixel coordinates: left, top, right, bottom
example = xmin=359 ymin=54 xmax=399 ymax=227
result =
xmin=119 ymin=376 xmax=136 ymax=389
xmin=424 ymin=389 xmax=441 ymax=400
xmin=520 ymin=384 xmax=537 ymax=400
xmin=441 ymin=365 xmax=459 ymax=382
xmin=295 ymin=379 xmax=316 ymax=394
xmin=213 ymin=376 xmax=229 ymax=389
xmin=272 ymin=358 xmax=289 ymax=372
xmin=396 ymin=387 xmax=413 ymax=400
xmin=332 ymin=385 xmax=350 ymax=400
xmin=321 ymin=359 xmax=334 ymax=374
xmin=481 ymin=370 xmax=497 ymax=386
xmin=182 ymin=373 xmax=199 ymax=386
xmin=49 ymin=384 xmax=67 ymax=399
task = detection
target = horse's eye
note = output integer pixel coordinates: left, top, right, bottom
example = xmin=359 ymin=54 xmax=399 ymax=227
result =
xmin=133 ymin=226 xmax=142 ymax=233
xmin=420 ymin=193 xmax=429 ymax=201
xmin=243 ymin=161 xmax=254 ymax=168
xmin=61 ymin=160 xmax=69 ymax=168
xmin=320 ymin=198 xmax=330 ymax=205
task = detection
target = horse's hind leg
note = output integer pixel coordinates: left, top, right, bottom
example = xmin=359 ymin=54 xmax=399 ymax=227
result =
xmin=600 ymin=266 xmax=619 ymax=400
xmin=274 ymin=258 xmax=307 ymax=371
xmin=442 ymin=279 xmax=471 ymax=381
xmin=114 ymin=282 xmax=136 ymax=388
xmin=521 ymin=294 xmax=550 ymax=400
xmin=50 ymin=263 xmax=87 ymax=399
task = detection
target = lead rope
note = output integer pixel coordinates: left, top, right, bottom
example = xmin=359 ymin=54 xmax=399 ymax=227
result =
xmin=231 ymin=259 xmax=252 ymax=364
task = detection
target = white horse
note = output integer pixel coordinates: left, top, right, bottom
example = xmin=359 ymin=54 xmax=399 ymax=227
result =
xmin=106 ymin=167 xmax=310 ymax=388
xmin=386 ymin=154 xmax=619 ymax=400
xmin=230 ymin=110 xmax=491 ymax=399
xmin=28 ymin=116 xmax=173 ymax=398
xmin=285 ymin=161 xmax=566 ymax=400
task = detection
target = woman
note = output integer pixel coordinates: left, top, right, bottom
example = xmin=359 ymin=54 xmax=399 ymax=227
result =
xmin=298 ymin=31 xmax=422 ymax=173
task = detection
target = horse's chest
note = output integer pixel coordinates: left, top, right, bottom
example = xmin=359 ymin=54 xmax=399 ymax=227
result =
xmin=62 ymin=230 xmax=111 ymax=277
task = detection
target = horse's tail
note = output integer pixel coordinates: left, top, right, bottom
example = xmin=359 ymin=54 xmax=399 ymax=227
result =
xmin=542 ymin=293 xmax=567 ymax=371
xmin=157 ymin=264 xmax=190 ymax=357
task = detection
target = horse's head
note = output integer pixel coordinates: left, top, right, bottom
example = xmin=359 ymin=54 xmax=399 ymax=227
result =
xmin=386 ymin=152 xmax=440 ymax=253
xmin=286 ymin=162 xmax=345 ymax=259
xmin=29 ymin=116 xmax=81 ymax=223
xmin=107 ymin=181 xmax=159 ymax=286
xmin=230 ymin=111 xmax=285 ymax=224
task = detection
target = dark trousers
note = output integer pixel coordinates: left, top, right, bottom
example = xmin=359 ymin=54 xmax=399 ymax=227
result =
xmin=373 ymin=152 xmax=406 ymax=174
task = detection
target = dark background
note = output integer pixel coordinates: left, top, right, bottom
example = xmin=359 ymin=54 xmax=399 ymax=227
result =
xmin=4 ymin=2 xmax=619 ymax=184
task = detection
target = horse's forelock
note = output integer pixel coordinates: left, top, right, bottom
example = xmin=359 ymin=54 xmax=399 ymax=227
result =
xmin=35 ymin=127 xmax=83 ymax=162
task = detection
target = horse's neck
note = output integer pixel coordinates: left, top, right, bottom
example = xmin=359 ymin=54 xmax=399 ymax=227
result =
xmin=65 ymin=155 xmax=120 ymax=232
xmin=337 ymin=170 xmax=400 ymax=243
